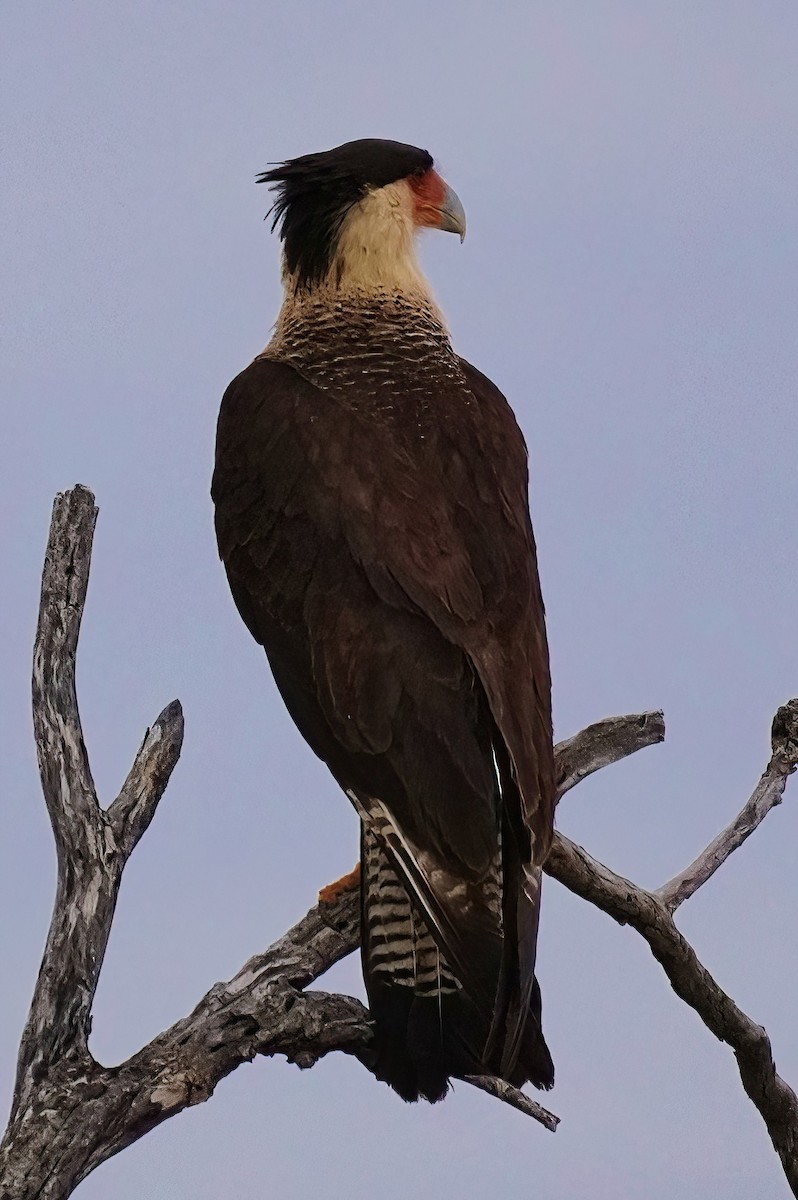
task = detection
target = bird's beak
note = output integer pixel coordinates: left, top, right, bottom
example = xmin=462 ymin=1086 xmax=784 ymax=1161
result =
xmin=436 ymin=184 xmax=467 ymax=242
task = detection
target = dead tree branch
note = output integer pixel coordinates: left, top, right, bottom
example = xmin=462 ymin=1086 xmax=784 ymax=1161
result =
xmin=544 ymin=699 xmax=798 ymax=1192
xmin=1 ymin=486 xmax=795 ymax=1198
xmin=656 ymin=698 xmax=798 ymax=911
xmin=554 ymin=709 xmax=666 ymax=797
xmin=15 ymin=485 xmax=184 ymax=1121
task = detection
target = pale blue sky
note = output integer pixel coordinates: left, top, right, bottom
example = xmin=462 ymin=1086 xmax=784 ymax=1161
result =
xmin=3 ymin=2 xmax=798 ymax=1196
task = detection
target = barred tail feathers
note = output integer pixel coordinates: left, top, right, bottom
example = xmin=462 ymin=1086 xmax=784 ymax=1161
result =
xmin=357 ymin=796 xmax=553 ymax=1102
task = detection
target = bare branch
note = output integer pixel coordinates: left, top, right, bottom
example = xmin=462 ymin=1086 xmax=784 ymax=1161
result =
xmin=463 ymin=1076 xmax=559 ymax=1131
xmin=8 ymin=487 xmax=184 ymax=1141
xmin=657 ymin=698 xmax=798 ymax=911
xmin=545 ymin=832 xmax=798 ymax=1192
xmin=32 ymin=485 xmax=100 ymax=847
xmin=548 ymin=698 xmax=798 ymax=1193
xmin=16 ymin=487 xmax=105 ymax=1104
xmin=108 ymin=700 xmax=184 ymax=859
xmin=555 ymin=710 xmax=665 ymax=799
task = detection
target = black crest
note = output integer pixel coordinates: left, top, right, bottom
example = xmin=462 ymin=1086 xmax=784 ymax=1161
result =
xmin=258 ymin=139 xmax=433 ymax=288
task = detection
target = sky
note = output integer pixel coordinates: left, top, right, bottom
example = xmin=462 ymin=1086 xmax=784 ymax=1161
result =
xmin=2 ymin=1 xmax=798 ymax=1196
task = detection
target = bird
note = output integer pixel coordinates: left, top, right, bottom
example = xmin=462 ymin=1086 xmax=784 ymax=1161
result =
xmin=212 ymin=138 xmax=555 ymax=1103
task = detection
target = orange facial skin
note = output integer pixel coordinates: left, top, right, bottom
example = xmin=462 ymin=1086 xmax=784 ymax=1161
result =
xmin=409 ymin=168 xmax=449 ymax=230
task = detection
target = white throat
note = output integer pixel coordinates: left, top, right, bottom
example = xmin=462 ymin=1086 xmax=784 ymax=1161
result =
xmin=281 ymin=179 xmax=439 ymax=307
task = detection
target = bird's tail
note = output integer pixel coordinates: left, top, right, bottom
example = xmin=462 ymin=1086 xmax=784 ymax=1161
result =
xmin=360 ymin=823 xmax=479 ymax=1101
xmin=359 ymin=817 xmax=554 ymax=1103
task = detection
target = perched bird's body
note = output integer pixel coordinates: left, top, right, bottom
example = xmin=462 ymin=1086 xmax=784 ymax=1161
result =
xmin=213 ymin=140 xmax=555 ymax=1101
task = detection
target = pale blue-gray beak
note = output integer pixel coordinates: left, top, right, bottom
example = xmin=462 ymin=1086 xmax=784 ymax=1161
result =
xmin=436 ymin=184 xmax=466 ymax=242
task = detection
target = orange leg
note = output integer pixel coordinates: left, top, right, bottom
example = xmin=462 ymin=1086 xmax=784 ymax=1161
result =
xmin=318 ymin=861 xmax=362 ymax=905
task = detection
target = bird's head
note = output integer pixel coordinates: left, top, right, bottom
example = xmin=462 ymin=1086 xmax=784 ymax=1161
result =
xmin=258 ymin=139 xmax=465 ymax=298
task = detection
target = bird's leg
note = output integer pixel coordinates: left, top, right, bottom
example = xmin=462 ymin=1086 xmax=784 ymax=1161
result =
xmin=318 ymin=862 xmax=362 ymax=905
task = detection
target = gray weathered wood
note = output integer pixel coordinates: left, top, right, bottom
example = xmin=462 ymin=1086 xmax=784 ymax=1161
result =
xmin=545 ymin=831 xmax=798 ymax=1191
xmin=555 ymin=709 xmax=665 ymax=798
xmin=1 ymin=486 xmax=796 ymax=1198
xmin=464 ymin=1075 xmax=560 ymax=1131
xmin=656 ymin=698 xmax=798 ymax=911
